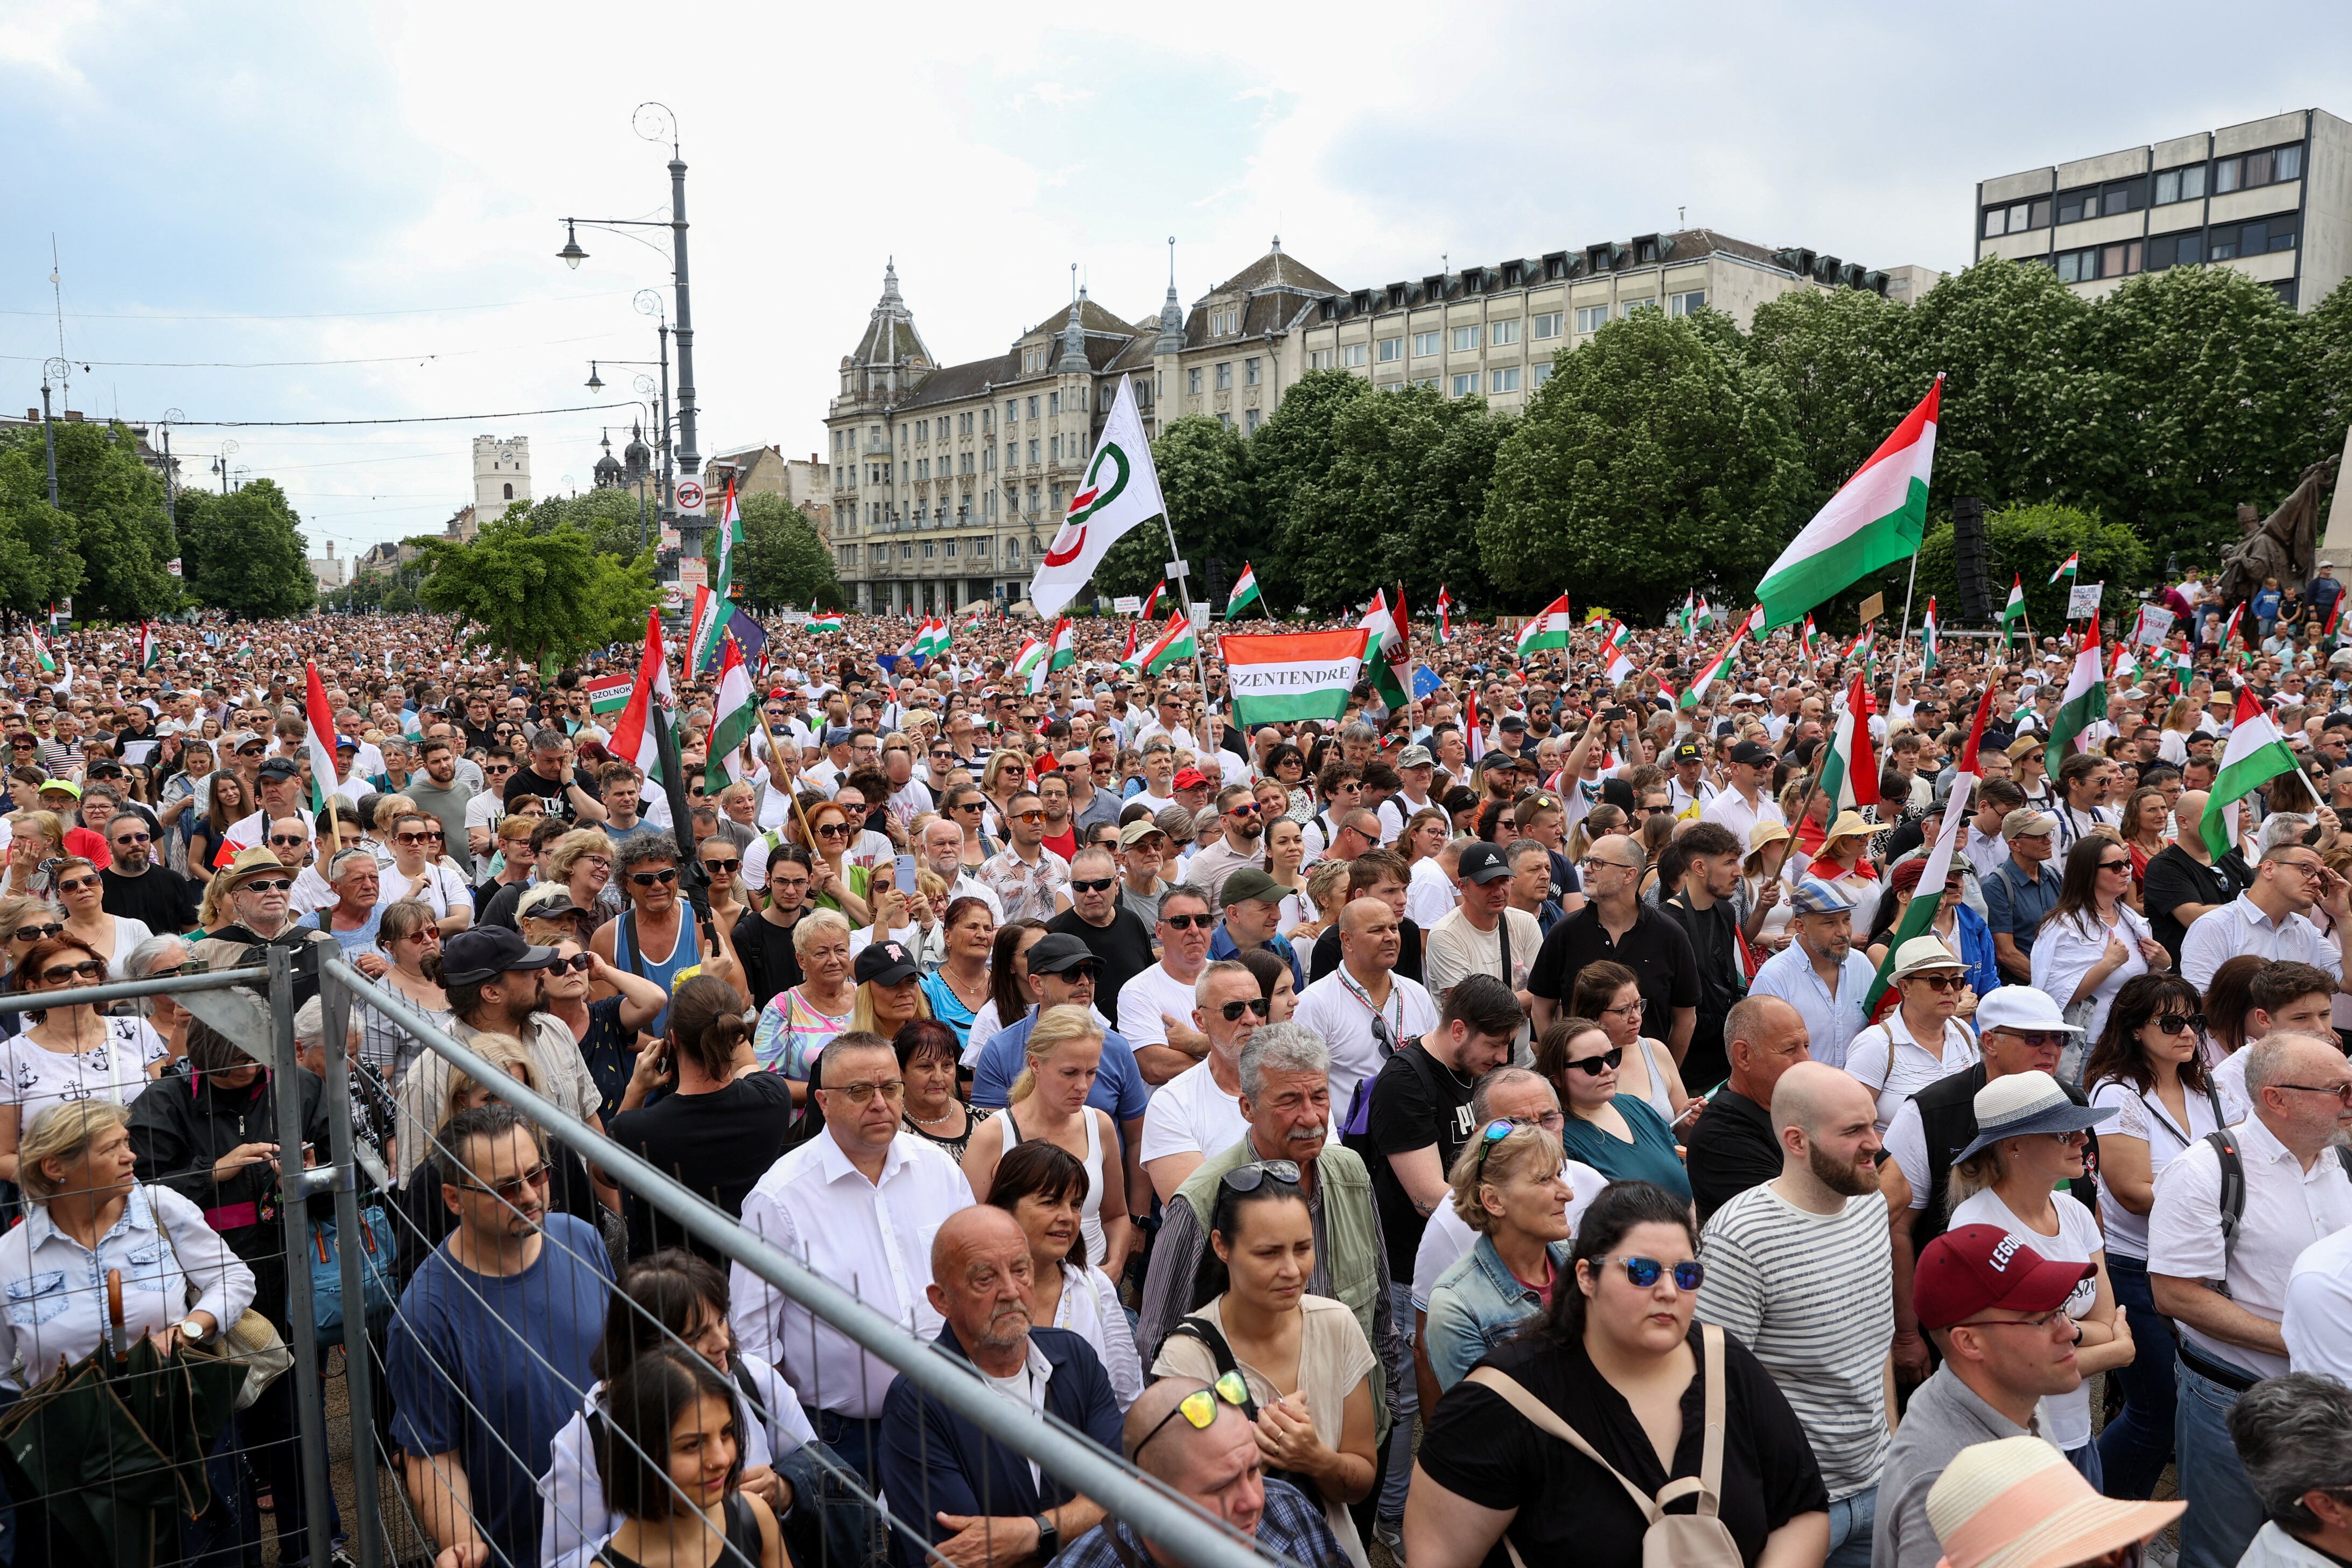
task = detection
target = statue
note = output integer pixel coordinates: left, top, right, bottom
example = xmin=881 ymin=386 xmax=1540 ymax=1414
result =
xmin=2216 ymin=457 xmax=2338 ymax=607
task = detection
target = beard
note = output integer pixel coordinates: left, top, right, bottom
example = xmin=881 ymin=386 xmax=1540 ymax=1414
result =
xmin=1809 ymin=1140 xmax=1882 ymax=1198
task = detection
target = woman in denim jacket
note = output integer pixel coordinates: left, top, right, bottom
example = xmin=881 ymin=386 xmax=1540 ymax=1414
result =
xmin=1423 ymin=1118 xmax=1574 ymax=1393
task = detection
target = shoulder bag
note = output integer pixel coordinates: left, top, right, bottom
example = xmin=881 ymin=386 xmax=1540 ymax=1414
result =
xmin=150 ymin=1186 xmax=293 ymax=1411
xmin=1465 ymin=1322 xmax=1743 ymax=1568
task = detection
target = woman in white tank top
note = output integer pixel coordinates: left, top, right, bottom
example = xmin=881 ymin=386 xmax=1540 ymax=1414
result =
xmin=1566 ymin=961 xmax=1691 ymax=1127
xmin=960 ymin=1004 xmax=1133 ymax=1272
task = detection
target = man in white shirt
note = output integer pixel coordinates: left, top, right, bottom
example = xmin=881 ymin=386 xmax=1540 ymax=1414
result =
xmin=2148 ymin=1032 xmax=2352 ymax=1568
xmin=1703 ymin=739 xmax=1785 ymax=846
xmin=1421 ymin=842 xmax=1539 ymax=1031
xmin=733 ymin=1033 xmax=974 ymax=1489
xmin=1131 ymin=690 xmax=1199 ymax=755
xmin=1292 ymin=896 xmax=1440 ymax=1116
xmin=2284 ymin=1224 xmax=2352 ymax=1385
xmin=1183 ymin=785 xmax=1265 ymax=908
xmin=2179 ymin=817 xmax=2352 ymax=993
xmin=1665 ymin=739 xmax=1717 ymax=818
xmin=1139 ymin=960 xmax=1263 ymax=1203
xmin=1113 ymin=884 xmax=1216 ymax=1084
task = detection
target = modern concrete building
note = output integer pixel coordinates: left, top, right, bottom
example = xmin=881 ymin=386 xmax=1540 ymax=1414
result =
xmin=1975 ymin=109 xmax=2352 ymax=309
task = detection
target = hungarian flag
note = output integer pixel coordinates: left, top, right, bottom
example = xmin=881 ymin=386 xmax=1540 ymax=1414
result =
xmin=1679 ymin=623 xmax=1744 ymax=711
xmin=1919 ymin=598 xmax=1940 ymax=672
xmin=1357 ymin=591 xmax=1409 ymax=708
xmin=1048 ymin=615 xmax=1077 ymax=672
xmin=916 ymin=617 xmax=952 ymax=661
xmin=1601 ymin=620 xmax=1636 ymax=682
xmin=1140 ymin=610 xmax=1196 ymax=676
xmin=688 ymin=482 xmax=744 ymax=673
xmin=2110 ymin=642 xmax=2143 ymax=685
xmin=1515 ymin=594 xmax=1573 ymax=657
xmin=1436 ymin=584 xmax=1454 ymax=644
xmin=302 ymin=661 xmax=353 ymax=814
xmin=1011 ymin=637 xmax=1048 ymax=680
xmin=138 ymin=622 xmax=159 ymax=670
xmin=609 ymin=607 xmax=672 ymax=781
xmin=2049 ymin=552 xmax=2080 ymax=585
xmin=581 ymin=673 xmax=634 ymax=718
xmin=1675 ymin=593 xmax=1695 ymax=637
xmin=684 ymin=585 xmax=718 ymax=676
xmin=1817 ymin=670 xmax=1882 ymax=815
xmin=1221 ymin=629 xmax=1368 ymax=725
xmin=1800 ymin=614 xmax=1823 ymax=661
xmin=1755 ymin=376 xmax=1940 ymax=629
xmin=706 ymin=635 xmax=759 ymax=785
xmin=807 ymin=612 xmax=844 ymax=633
xmin=2326 ymin=597 xmax=2344 ymax=643
xmin=1117 ymin=622 xmax=1139 ymax=670
xmin=2002 ymin=576 xmax=2027 ymax=643
xmin=1227 ymin=563 xmax=1263 ymax=618
xmin=2202 ymin=684 xmax=2300 ymax=857
xmin=232 ymin=638 xmax=251 ymax=661
xmin=26 ymin=629 xmax=55 ymax=675
xmin=2042 ymin=613 xmax=2108 ymax=771
xmin=1142 ymin=580 xmax=1167 ymax=621
xmin=1462 ymin=690 xmax=1486 ymax=761
xmin=1695 ymin=596 xmax=1716 ymax=631
xmin=1864 ymin=683 xmax=1996 ymax=1011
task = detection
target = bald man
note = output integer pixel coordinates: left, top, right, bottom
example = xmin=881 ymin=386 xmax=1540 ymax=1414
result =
xmin=1292 ymin=896 xmax=1440 ymax=1114
xmin=875 ymin=1206 xmax=1120 ymax=1568
xmin=1052 ymin=1381 xmax=1352 ymax=1568
xmin=1685 ymin=994 xmax=1812 ymax=1224
xmin=1695 ymin=1063 xmax=1889 ymax=1568
xmin=1527 ymin=832 xmax=1702 ymax=1059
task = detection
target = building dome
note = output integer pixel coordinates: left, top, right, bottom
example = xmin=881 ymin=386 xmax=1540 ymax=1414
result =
xmin=622 ymin=420 xmax=653 ymax=486
xmin=592 ymin=429 xmax=624 ymax=488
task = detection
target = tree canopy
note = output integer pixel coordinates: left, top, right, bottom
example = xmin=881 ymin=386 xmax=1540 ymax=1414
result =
xmin=0 ymin=419 xmax=183 ymax=620
xmin=178 ymin=480 xmax=315 ymax=619
xmin=414 ymin=517 xmax=658 ymax=669
xmin=730 ymin=493 xmax=845 ymax=612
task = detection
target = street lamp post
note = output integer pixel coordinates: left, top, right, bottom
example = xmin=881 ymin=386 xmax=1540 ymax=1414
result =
xmin=555 ymin=102 xmax=703 ymax=590
xmin=38 ymin=358 xmax=66 ymax=510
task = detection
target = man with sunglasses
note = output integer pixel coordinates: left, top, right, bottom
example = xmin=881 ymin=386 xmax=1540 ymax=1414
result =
xmin=2150 ymin=1031 xmax=2352 ymax=1568
xmin=100 ymin=808 xmax=199 ymax=934
xmin=2180 ymin=811 xmax=2352 ymax=994
xmin=981 ymin=788 xmax=1072 ymax=923
xmin=1047 ymin=845 xmax=1153 ymax=1012
xmin=589 ymin=835 xmax=707 ymax=1035
xmin=1873 ymin=1223 xmax=2096 ymax=1568
xmin=1185 ymin=786 xmax=1266 ymax=908
xmin=1140 ymin=960 xmax=1271 ymax=1203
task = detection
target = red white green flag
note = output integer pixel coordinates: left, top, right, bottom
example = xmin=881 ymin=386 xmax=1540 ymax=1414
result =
xmin=1220 ymin=629 xmax=1369 ymax=725
xmin=138 ymin=622 xmax=159 ymax=670
xmin=2042 ymin=613 xmax=2109 ymax=771
xmin=1140 ymin=610 xmax=1196 ymax=675
xmin=2202 ymin=685 xmax=2300 ymax=857
xmin=1515 ymin=594 xmax=1573 ymax=657
xmin=1865 ymin=683 xmax=1996 ymax=1011
xmin=1436 ymin=585 xmax=1455 ymax=645
xmin=1817 ymin=669 xmax=1882 ymax=816
xmin=1601 ymin=621 xmax=1636 ymax=683
xmin=609 ymin=607 xmax=672 ymax=781
xmin=1048 ymin=615 xmax=1076 ymax=671
xmin=1227 ymin=564 xmax=1262 ymax=618
xmin=1755 ymin=377 xmax=1941 ymax=629
xmin=706 ymin=636 xmax=759 ymax=785
xmin=303 ymin=660 xmax=354 ymax=813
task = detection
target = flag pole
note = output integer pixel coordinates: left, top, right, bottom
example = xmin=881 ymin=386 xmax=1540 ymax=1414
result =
xmin=1154 ymin=506 xmax=1213 ymax=711
xmin=1888 ymin=546 xmax=1922 ymax=702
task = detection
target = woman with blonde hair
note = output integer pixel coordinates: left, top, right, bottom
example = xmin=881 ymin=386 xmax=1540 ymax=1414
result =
xmin=0 ymin=893 xmax=62 ymax=998
xmin=1289 ymin=857 xmax=1355 ymax=943
xmin=961 ymin=1003 xmax=1132 ymax=1272
xmin=752 ymin=907 xmax=856 ymax=1094
xmin=0 ymin=809 xmax=63 ymax=899
xmin=845 ymin=935 xmax=931 ymax=1038
xmin=54 ymin=854 xmax=152 ymax=979
xmin=2157 ymin=695 xmax=2199 ymax=766
xmin=1423 ymin=1117 xmax=1573 ymax=1392
xmin=542 ymin=827 xmax=619 ymax=926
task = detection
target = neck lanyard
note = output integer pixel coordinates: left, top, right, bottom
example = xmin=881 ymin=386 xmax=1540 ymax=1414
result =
xmin=1336 ymin=964 xmax=1401 ymax=1044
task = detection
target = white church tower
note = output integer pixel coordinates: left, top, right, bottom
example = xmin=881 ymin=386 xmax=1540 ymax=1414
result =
xmin=473 ymin=435 xmax=531 ymax=521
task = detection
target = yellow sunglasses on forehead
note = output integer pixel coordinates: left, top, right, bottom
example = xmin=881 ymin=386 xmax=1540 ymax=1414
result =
xmin=1129 ymin=1369 xmax=1251 ymax=1460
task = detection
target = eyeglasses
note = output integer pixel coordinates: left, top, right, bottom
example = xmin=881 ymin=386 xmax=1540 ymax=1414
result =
xmin=1579 ymin=856 xmax=1639 ymax=873
xmin=456 ymin=1162 xmax=553 ymax=1203
xmin=1598 ymin=1255 xmax=1705 ymax=1291
xmin=8 ymin=922 xmax=61 ymax=942
xmin=825 ymin=1079 xmax=906 ymax=1105
xmin=396 ymin=830 xmax=445 ymax=844
xmin=1218 ymin=997 xmax=1272 ymax=1022
xmin=950 ymin=801 xmax=984 ymax=812
xmin=1564 ymin=1046 xmax=1625 ymax=1076
xmin=1070 ymin=877 xmax=1115 ymax=893
xmin=1130 ymin=1369 xmax=1251 ymax=1461
xmin=240 ymin=878 xmax=296 ymax=894
xmin=2276 ymin=1081 xmax=2352 ymax=1104
xmin=2273 ymin=858 xmax=2327 ymax=883
xmin=1907 ymin=972 xmax=1968 ymax=992
xmin=1602 ymin=998 xmax=1646 ymax=1018
xmin=1221 ymin=1160 xmax=1300 ymax=1194
xmin=1163 ymin=913 xmax=1209 ymax=932
xmin=38 ymin=960 xmax=106 ymax=985
xmin=54 ymin=876 xmax=100 ymax=894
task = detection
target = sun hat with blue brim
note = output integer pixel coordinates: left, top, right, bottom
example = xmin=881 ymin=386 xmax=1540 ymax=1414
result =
xmin=1956 ymin=1069 xmax=2115 ymax=1163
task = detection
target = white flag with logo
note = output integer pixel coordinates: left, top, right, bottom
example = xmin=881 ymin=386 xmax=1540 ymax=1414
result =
xmin=1027 ymin=376 xmax=1167 ymax=620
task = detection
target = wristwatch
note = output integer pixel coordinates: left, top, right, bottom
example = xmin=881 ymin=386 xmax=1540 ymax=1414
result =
xmin=177 ymin=1317 xmax=210 ymax=1343
xmin=1032 ymin=1513 xmax=1059 ymax=1559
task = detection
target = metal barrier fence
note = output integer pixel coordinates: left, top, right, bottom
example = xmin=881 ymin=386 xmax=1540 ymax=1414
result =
xmin=0 ymin=949 xmax=1297 ymax=1568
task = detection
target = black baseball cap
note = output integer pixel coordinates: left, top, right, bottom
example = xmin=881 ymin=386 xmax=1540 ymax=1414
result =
xmin=853 ymin=940 xmax=921 ymax=987
xmin=1673 ymin=739 xmax=1705 ymax=763
xmin=256 ymin=757 xmax=302 ymax=781
xmin=439 ymin=926 xmax=561 ymax=986
xmin=1457 ymin=842 xmax=1512 ymax=884
xmin=1024 ymin=933 xmax=1101 ymax=976
xmin=1729 ymin=740 xmax=1775 ymax=767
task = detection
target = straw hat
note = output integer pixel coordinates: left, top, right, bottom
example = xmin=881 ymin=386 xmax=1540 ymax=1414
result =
xmin=1742 ymin=820 xmax=1793 ymax=867
xmin=1927 ymin=1436 xmax=2180 ymax=1568
xmin=1821 ymin=810 xmax=1874 ymax=846
xmin=1889 ymin=935 xmax=1965 ymax=982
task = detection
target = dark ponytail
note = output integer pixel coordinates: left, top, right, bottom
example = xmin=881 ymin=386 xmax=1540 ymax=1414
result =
xmin=1191 ymin=1166 xmax=1307 ymax=1313
xmin=668 ymin=974 xmax=751 ymax=1081
xmin=1538 ymin=1180 xmax=1697 ymax=1346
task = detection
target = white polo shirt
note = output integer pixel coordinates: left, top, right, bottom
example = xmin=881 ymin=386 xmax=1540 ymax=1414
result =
xmin=2179 ymin=894 xmax=2343 ymax=994
xmin=2284 ymin=1224 xmax=2352 ymax=1385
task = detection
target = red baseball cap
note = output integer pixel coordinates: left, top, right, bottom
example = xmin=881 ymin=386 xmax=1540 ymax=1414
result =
xmin=1172 ymin=767 xmax=1210 ymax=789
xmin=1914 ymin=1224 xmax=2094 ymax=1332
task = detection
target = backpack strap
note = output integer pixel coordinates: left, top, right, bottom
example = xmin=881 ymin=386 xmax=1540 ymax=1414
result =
xmin=1464 ymin=1366 xmax=1662 ymax=1524
xmin=1161 ymin=1318 xmax=1262 ymax=1421
xmin=2204 ymin=1128 xmax=2247 ymax=1287
xmin=1657 ymin=1323 xmax=1728 ymax=1519
xmin=731 ymin=1359 xmax=770 ymax=1430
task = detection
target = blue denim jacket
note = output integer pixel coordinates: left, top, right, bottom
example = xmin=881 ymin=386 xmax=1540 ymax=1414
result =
xmin=1423 ymin=1232 xmax=1571 ymax=1393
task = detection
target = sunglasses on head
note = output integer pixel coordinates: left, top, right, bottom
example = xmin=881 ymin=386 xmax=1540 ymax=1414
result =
xmin=1595 ymin=1255 xmax=1705 ymax=1291
xmin=1221 ymin=1159 xmax=1300 ymax=1195
xmin=1131 ymin=1369 xmax=1252 ymax=1461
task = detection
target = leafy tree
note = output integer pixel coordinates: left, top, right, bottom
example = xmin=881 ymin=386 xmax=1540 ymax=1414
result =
xmin=1285 ymin=384 xmax=1504 ymax=611
xmin=1745 ymin=288 xmax=1913 ymax=517
xmin=505 ymin=487 xmax=655 ymax=559
xmin=1249 ymin=370 xmax=1376 ymax=611
xmin=732 ymin=493 xmax=845 ymax=611
xmin=0 ymin=442 xmax=82 ymax=617
xmin=1096 ymin=416 xmax=1256 ymax=604
xmin=1909 ymin=501 xmax=2147 ymax=635
xmin=1480 ymin=309 xmax=1805 ymax=619
xmin=0 ymin=419 xmax=173 ymax=620
xmin=179 ymin=479 xmax=315 ymax=619
xmin=415 ymin=518 xmax=658 ymax=669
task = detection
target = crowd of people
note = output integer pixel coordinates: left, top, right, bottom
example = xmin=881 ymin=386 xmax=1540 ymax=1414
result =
xmin=0 ymin=585 xmax=2344 ymax=1568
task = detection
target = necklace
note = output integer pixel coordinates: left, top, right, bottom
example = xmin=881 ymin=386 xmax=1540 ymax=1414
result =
xmin=908 ymin=1103 xmax=960 ymax=1127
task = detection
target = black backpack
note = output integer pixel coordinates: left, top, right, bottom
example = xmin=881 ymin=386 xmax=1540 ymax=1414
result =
xmin=2204 ymin=1128 xmax=2352 ymax=1289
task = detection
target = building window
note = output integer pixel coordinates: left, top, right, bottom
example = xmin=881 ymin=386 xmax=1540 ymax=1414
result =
xmin=1412 ymin=330 xmax=1440 ymax=357
xmin=1450 ymin=324 xmax=1481 ymax=352
xmin=1244 ymin=408 xmax=1261 ymax=433
xmin=1026 ymin=396 xmax=1038 ymax=418
xmin=1532 ymin=312 xmax=1563 ymax=339
xmin=1574 ymin=305 xmax=1609 ymax=333
xmin=1532 ymin=362 xmax=1553 ymax=387
xmin=1027 ymin=440 xmax=1039 ymax=465
xmin=1006 ymin=400 xmax=1018 ymax=423
xmin=1308 ymin=349 xmax=1334 ymax=369
xmin=1245 ymin=357 xmax=1261 ymax=384
xmin=900 ymin=543 xmax=914 ymax=559
xmin=1417 ymin=377 xmax=1440 ymax=390
xmin=1187 ymin=367 xmax=1202 ymax=394
xmin=1341 ymin=342 xmax=1368 ymax=367
xmin=1217 ymin=412 xmax=1231 ymax=428
xmin=502 ymin=482 xmax=513 ymax=500
xmin=1490 ymin=318 xmax=1520 ymax=346
xmin=1049 ymin=436 xmax=1061 ymax=461
xmin=1622 ymin=298 xmax=1658 ymax=316
xmin=1216 ymin=362 xmax=1233 ymax=389
xmin=1451 ymin=373 xmax=1480 ymax=398
xmin=1982 ymin=198 xmax=2053 ymax=238
xmin=2210 ymin=218 xmax=2298 ymax=260
xmin=1489 ymin=367 xmax=1521 ymax=393
xmin=974 ymin=537 xmax=989 ymax=556
xmin=1006 ymin=538 xmax=1021 ymax=561
xmin=1209 ymin=307 xmax=1238 ymax=335
xmin=1377 ymin=337 xmax=1404 ymax=361
xmin=2216 ymin=144 xmax=2303 ymax=195
xmin=921 ymin=542 xmax=936 ymax=558
xmin=2144 ymin=231 xmax=2198 ymax=272
xmin=944 ymin=539 xmax=957 ymax=558
xmin=1670 ymin=290 xmax=1706 ymax=316
xmin=842 ymin=544 xmax=858 ymax=565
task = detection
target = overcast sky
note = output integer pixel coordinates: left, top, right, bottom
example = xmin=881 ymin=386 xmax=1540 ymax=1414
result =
xmin=6 ymin=2 xmax=2350 ymax=557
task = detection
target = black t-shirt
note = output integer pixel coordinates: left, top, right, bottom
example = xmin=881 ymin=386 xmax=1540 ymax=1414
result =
xmin=2141 ymin=843 xmax=2250 ymax=968
xmin=733 ymin=908 xmax=806 ymax=1011
xmin=1046 ymin=906 xmax=1157 ymax=1014
xmin=1419 ymin=1326 xmax=1827 ymax=1568
xmin=1366 ymin=1042 xmax=1478 ymax=1279
xmin=101 ymin=864 xmax=200 ymax=933
xmin=606 ymin=1073 xmax=800 ymax=1265
xmin=1526 ymin=902 xmax=1700 ymax=1025
xmin=1310 ymin=918 xmax=1424 ymax=984
xmin=503 ymin=761 xmax=597 ymax=824
xmin=1684 ymin=1088 xmax=1782 ymax=1227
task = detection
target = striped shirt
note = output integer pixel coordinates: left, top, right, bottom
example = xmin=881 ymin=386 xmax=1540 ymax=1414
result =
xmin=1697 ymin=1181 xmax=1894 ymax=1501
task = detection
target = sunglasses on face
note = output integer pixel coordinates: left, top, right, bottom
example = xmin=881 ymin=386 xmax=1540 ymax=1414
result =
xmin=550 ymin=952 xmax=595 ymax=974
xmin=1011 ymin=810 xmax=1045 ymax=824
xmin=2151 ymin=1012 xmax=2208 ymax=1036
xmin=1598 ymin=1255 xmax=1706 ymax=1291
xmin=268 ymin=834 xmax=307 ymax=848
xmin=1219 ymin=997 xmax=1272 ymax=1022
xmin=1131 ymin=1369 xmax=1252 ymax=1461
xmin=1070 ymin=877 xmax=1115 ymax=893
xmin=627 ymin=867 xmax=678 ymax=887
xmin=8 ymin=923 xmax=61 ymax=942
xmin=1908 ymin=972 xmax=1967 ymax=992
xmin=397 ymin=830 xmax=445 ymax=844
xmin=1163 ymin=913 xmax=1210 ymax=932
xmin=457 ymin=1161 xmax=553 ymax=1203
xmin=704 ymin=857 xmax=741 ymax=873
xmin=39 ymin=959 xmax=106 ymax=985
xmin=1565 ymin=1046 xmax=1625 ymax=1076
xmin=241 ymin=878 xmax=295 ymax=894
xmin=1997 ymin=1030 xmax=2069 ymax=1048
xmin=815 ymin=823 xmax=850 ymax=839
